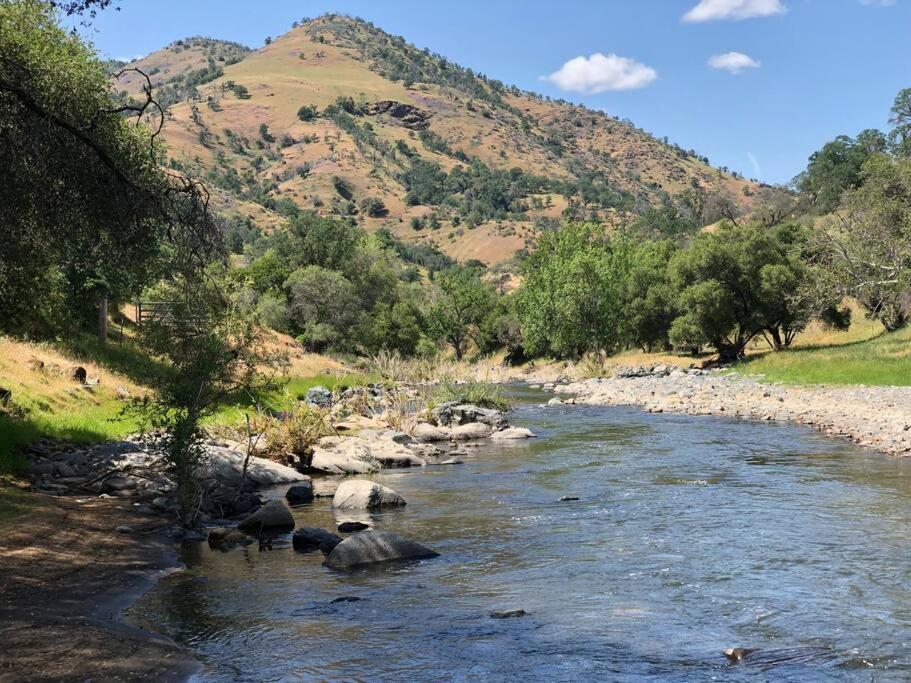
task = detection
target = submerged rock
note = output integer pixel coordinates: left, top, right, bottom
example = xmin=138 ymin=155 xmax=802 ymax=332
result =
xmin=207 ymin=527 xmax=254 ymax=550
xmin=285 ymin=482 xmax=314 ymax=505
xmin=333 ymin=480 xmax=406 ymax=510
xmin=325 ymin=531 xmax=439 ymax=569
xmin=490 ymin=609 xmax=527 ymax=619
xmin=723 ymin=648 xmax=757 ymax=663
xmin=490 ymin=427 xmax=535 ymax=440
xmin=338 ymin=521 xmax=370 ymax=533
xmin=237 ymin=500 xmax=295 ymax=532
xmin=292 ymin=527 xmax=342 ymax=553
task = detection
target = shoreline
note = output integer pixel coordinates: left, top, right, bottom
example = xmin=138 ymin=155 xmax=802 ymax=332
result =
xmin=554 ymin=369 xmax=911 ymax=457
xmin=0 ymin=493 xmax=200 ymax=682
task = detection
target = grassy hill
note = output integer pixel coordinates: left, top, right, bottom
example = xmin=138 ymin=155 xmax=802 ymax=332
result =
xmin=119 ymin=14 xmax=761 ymax=265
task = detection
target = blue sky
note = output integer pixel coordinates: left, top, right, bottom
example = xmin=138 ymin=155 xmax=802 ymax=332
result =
xmin=77 ymin=0 xmax=911 ymax=185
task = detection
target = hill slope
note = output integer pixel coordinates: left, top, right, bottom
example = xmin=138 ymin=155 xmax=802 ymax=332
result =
xmin=123 ymin=15 xmax=760 ymax=264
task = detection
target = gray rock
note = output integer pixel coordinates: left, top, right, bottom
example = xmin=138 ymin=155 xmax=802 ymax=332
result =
xmin=412 ymin=422 xmax=452 ymax=442
xmin=432 ymin=402 xmax=506 ymax=429
xmin=547 ymin=398 xmax=564 ymax=406
xmin=305 ymin=386 xmax=332 ymax=408
xmin=333 ymin=480 xmax=406 ymax=510
xmin=439 ymin=457 xmax=464 ymax=465
xmin=285 ymin=482 xmax=315 ymax=505
xmin=115 ymin=525 xmax=134 ymax=534
xmin=490 ymin=427 xmax=535 ymax=440
xmin=237 ymin=500 xmax=295 ymax=532
xmin=325 ymin=531 xmax=439 ymax=569
xmin=205 ymin=446 xmax=310 ymax=486
xmin=309 ymin=437 xmax=379 ymax=475
xmin=451 ymin=422 xmax=493 ymax=441
xmin=103 ymin=475 xmax=139 ymax=492
xmin=292 ymin=527 xmax=342 ymax=553
xmin=338 ymin=521 xmax=370 ymax=533
xmin=490 ymin=609 xmax=527 ymax=619
xmin=207 ymin=527 xmax=253 ymax=550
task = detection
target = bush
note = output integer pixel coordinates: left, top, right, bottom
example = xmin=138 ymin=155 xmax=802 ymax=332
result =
xmin=297 ymin=104 xmax=317 ymax=121
xmin=435 ymin=380 xmax=510 ymax=412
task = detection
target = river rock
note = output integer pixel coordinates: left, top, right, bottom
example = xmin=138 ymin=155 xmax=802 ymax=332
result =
xmin=207 ymin=527 xmax=253 ymax=550
xmin=237 ymin=500 xmax=295 ymax=532
xmin=413 ymin=423 xmax=452 ymax=442
xmin=450 ymin=422 xmax=493 ymax=441
xmin=490 ymin=427 xmax=536 ymax=440
xmin=338 ymin=521 xmax=369 ymax=533
xmin=432 ymin=402 xmax=506 ymax=429
xmin=205 ymin=446 xmax=310 ymax=486
xmin=325 ymin=531 xmax=439 ymax=569
xmin=292 ymin=527 xmax=342 ymax=553
xmin=333 ymin=480 xmax=406 ymax=510
xmin=490 ymin=609 xmax=527 ymax=619
xmin=367 ymin=439 xmax=426 ymax=468
xmin=309 ymin=437 xmax=379 ymax=475
xmin=103 ymin=475 xmax=139 ymax=492
xmin=285 ymin=482 xmax=314 ymax=505
xmin=305 ymin=386 xmax=332 ymax=408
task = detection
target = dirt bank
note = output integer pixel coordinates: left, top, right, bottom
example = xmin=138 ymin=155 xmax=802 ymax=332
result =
xmin=0 ymin=490 xmax=198 ymax=682
xmin=557 ymin=370 xmax=911 ymax=456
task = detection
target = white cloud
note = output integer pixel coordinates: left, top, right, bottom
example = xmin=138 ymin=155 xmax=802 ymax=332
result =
xmin=708 ymin=51 xmax=761 ymax=74
xmin=542 ymin=53 xmax=657 ymax=94
xmin=683 ymin=0 xmax=785 ymax=22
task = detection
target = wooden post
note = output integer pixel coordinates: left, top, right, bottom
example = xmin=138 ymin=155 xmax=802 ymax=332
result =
xmin=98 ymin=295 xmax=108 ymax=344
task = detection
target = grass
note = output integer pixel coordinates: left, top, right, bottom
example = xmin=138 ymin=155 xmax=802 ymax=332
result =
xmin=435 ymin=380 xmax=511 ymax=412
xmin=734 ymin=326 xmax=911 ymax=386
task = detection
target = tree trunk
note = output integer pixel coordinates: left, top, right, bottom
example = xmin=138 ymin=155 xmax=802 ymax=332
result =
xmin=768 ymin=327 xmax=783 ymax=351
xmin=98 ymin=295 xmax=108 ymax=344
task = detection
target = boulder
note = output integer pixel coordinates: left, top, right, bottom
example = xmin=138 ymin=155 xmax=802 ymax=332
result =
xmin=338 ymin=521 xmax=369 ymax=533
xmin=237 ymin=500 xmax=295 ymax=532
xmin=450 ymin=422 xmax=493 ymax=441
xmin=547 ymin=398 xmax=564 ymax=406
xmin=309 ymin=437 xmax=379 ymax=475
xmin=333 ymin=479 xmax=406 ymax=510
xmin=490 ymin=427 xmax=536 ymax=440
xmin=366 ymin=439 xmax=426 ymax=468
xmin=69 ymin=366 xmax=87 ymax=384
xmin=285 ymin=482 xmax=314 ymax=505
xmin=325 ymin=531 xmax=439 ymax=569
xmin=413 ymin=423 xmax=452 ymax=442
xmin=292 ymin=527 xmax=342 ymax=553
xmin=206 ymin=446 xmax=310 ymax=486
xmin=433 ymin=402 xmax=506 ymax=429
xmin=490 ymin=609 xmax=527 ymax=619
xmin=305 ymin=386 xmax=332 ymax=408
xmin=103 ymin=475 xmax=139 ymax=492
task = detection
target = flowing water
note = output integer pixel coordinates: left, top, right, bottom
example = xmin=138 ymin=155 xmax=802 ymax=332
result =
xmin=132 ymin=386 xmax=911 ymax=681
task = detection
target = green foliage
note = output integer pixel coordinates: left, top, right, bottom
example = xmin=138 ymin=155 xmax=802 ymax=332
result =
xmin=435 ymin=380 xmax=510 ymax=412
xmin=427 ymin=267 xmax=497 ymax=359
xmin=796 ymin=131 xmax=885 ymax=213
xmin=517 ymin=223 xmax=632 ymax=358
xmin=359 ymin=196 xmax=388 ymax=217
xmin=297 ymin=104 xmax=318 ymax=121
xmin=623 ymin=240 xmax=679 ymax=352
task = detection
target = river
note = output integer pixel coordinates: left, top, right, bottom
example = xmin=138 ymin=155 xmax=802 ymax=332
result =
xmin=131 ymin=386 xmax=911 ymax=681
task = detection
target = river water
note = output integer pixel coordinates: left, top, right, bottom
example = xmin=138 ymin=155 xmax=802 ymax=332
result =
xmin=132 ymin=386 xmax=911 ymax=681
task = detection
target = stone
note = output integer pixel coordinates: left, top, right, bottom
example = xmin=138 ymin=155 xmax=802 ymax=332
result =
xmin=207 ymin=527 xmax=253 ymax=550
xmin=547 ymin=398 xmax=563 ymax=406
xmin=366 ymin=439 xmax=426 ymax=468
xmin=490 ymin=609 xmax=527 ymax=619
xmin=331 ymin=596 xmax=362 ymax=603
xmin=237 ymin=500 xmax=295 ymax=532
xmin=205 ymin=446 xmax=310 ymax=486
xmin=292 ymin=527 xmax=342 ymax=553
xmin=338 ymin=521 xmax=370 ymax=533
xmin=115 ymin=386 xmax=132 ymax=400
xmin=103 ymin=475 xmax=139 ymax=492
xmin=285 ymin=482 xmax=315 ymax=505
xmin=450 ymin=422 xmax=493 ymax=441
xmin=490 ymin=427 xmax=536 ymax=440
xmin=559 ymin=496 xmax=580 ymax=502
xmin=432 ymin=402 xmax=506 ymax=429
xmin=439 ymin=458 xmax=464 ymax=465
xmin=413 ymin=423 xmax=452 ymax=442
xmin=309 ymin=437 xmax=379 ymax=475
xmin=305 ymin=386 xmax=332 ymax=408
xmin=333 ymin=480 xmax=406 ymax=510
xmin=723 ymin=648 xmax=756 ymax=663
xmin=69 ymin=366 xmax=87 ymax=383
xmin=115 ymin=525 xmax=134 ymax=534
xmin=325 ymin=531 xmax=439 ymax=569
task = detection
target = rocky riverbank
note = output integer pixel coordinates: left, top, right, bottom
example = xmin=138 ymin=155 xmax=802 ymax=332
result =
xmin=553 ymin=366 xmax=911 ymax=456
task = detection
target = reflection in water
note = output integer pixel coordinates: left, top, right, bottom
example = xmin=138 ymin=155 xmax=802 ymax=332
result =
xmin=132 ymin=386 xmax=911 ymax=681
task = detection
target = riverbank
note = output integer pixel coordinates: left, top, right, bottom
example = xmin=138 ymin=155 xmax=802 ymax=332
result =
xmin=556 ymin=368 xmax=911 ymax=456
xmin=0 ymin=489 xmax=198 ymax=682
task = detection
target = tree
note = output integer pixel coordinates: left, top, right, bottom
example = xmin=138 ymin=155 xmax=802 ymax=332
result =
xmin=297 ymin=104 xmax=317 ymax=121
xmin=284 ymin=266 xmax=362 ymax=351
xmin=0 ymin=1 xmax=215 ymax=336
xmin=623 ymin=240 xmax=679 ymax=352
xmin=427 ymin=267 xmax=496 ymax=359
xmin=813 ymin=154 xmax=911 ymax=331
xmin=796 ymin=133 xmax=882 ymax=214
xmin=359 ymin=196 xmax=388 ymax=217
xmin=517 ymin=223 xmax=631 ymax=358
xmin=668 ymin=223 xmax=810 ymax=360
xmin=889 ymin=88 xmax=911 ymax=158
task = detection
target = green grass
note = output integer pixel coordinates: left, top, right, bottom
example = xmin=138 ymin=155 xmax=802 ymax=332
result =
xmin=736 ymin=326 xmax=911 ymax=386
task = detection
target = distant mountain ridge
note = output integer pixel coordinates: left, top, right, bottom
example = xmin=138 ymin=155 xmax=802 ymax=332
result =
xmin=117 ymin=14 xmax=760 ymax=264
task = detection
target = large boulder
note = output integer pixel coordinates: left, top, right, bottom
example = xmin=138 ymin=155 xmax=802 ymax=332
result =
xmin=325 ymin=531 xmax=439 ymax=569
xmin=490 ymin=427 xmax=536 ymax=440
xmin=333 ymin=479 xmax=406 ymax=510
xmin=237 ymin=500 xmax=295 ymax=532
xmin=433 ymin=402 xmax=506 ymax=429
xmin=412 ymin=423 xmax=452 ymax=442
xmin=451 ymin=422 xmax=493 ymax=441
xmin=305 ymin=386 xmax=332 ymax=408
xmin=309 ymin=437 xmax=379 ymax=475
xmin=366 ymin=438 xmax=426 ymax=468
xmin=292 ymin=527 xmax=342 ymax=553
xmin=206 ymin=446 xmax=310 ymax=486
xmin=285 ymin=482 xmax=314 ymax=505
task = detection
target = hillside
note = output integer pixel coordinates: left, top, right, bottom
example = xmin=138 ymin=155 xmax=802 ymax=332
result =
xmin=121 ymin=14 xmax=761 ymax=264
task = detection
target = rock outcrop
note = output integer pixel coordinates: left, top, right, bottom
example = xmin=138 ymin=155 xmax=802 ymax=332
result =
xmin=237 ymin=500 xmax=295 ymax=532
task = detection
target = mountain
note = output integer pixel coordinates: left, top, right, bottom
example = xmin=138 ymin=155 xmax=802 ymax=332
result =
xmin=118 ymin=14 xmax=760 ymax=265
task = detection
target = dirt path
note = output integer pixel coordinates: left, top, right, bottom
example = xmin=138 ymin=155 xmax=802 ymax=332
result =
xmin=0 ymin=490 xmax=198 ymax=682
